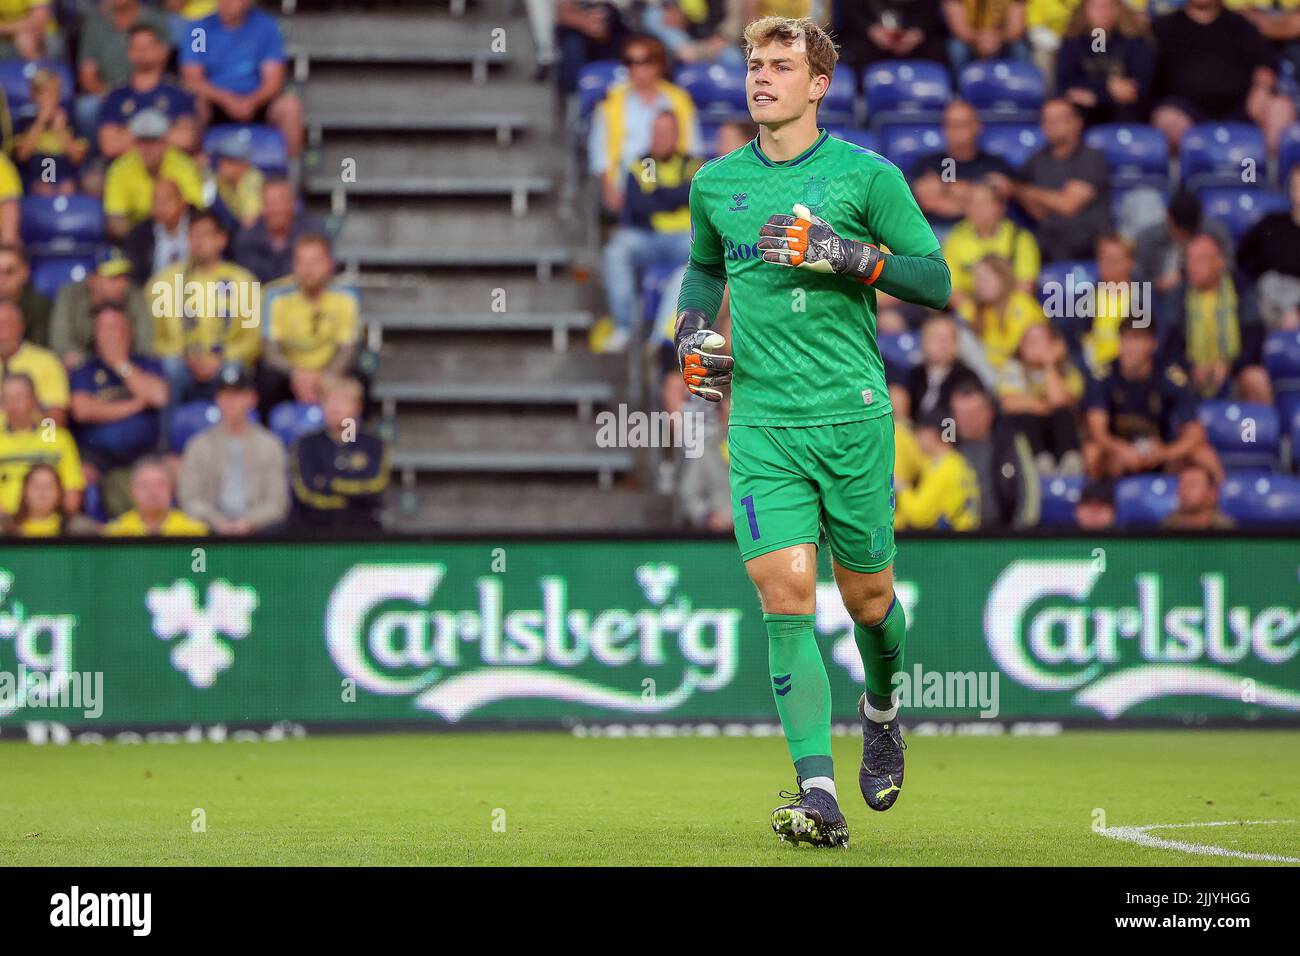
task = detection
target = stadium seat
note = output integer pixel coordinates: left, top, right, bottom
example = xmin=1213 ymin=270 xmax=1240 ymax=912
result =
xmin=958 ymin=59 xmax=1044 ymax=121
xmin=698 ymin=122 xmax=721 ymax=156
xmin=576 ymin=60 xmax=626 ymax=120
xmin=1198 ymin=401 xmax=1281 ymax=470
xmin=979 ymin=123 xmax=1043 ymax=170
xmin=170 ymin=400 xmax=262 ymax=453
xmin=1180 ymin=123 xmax=1268 ymax=189
xmin=1114 ymin=473 xmax=1178 ymax=526
xmin=1285 ymin=396 xmax=1300 ymax=471
xmin=202 ymin=125 xmax=289 ymax=175
xmin=674 ymin=61 xmax=748 ymax=120
xmin=824 ymin=126 xmax=879 ymax=153
xmin=1278 ymin=123 xmax=1300 ymax=185
xmin=819 ymin=66 xmax=858 ymax=125
xmin=1263 ymin=329 xmax=1300 ymax=394
xmin=880 ymin=124 xmax=943 ymax=177
xmin=19 ymin=195 xmax=104 ymax=254
xmin=0 ymin=59 xmax=74 ymax=121
xmin=862 ymin=59 xmax=949 ymax=130
xmin=1039 ymin=475 xmax=1085 ymax=527
xmin=1197 ymin=187 xmax=1289 ymax=244
xmin=1220 ymin=472 xmax=1300 ymax=526
xmin=1037 ymin=260 xmax=1098 ymax=302
xmin=269 ymin=401 xmax=325 ymax=447
xmin=30 ymin=254 xmax=95 ymax=300
xmin=82 ymin=482 xmax=107 ymax=524
xmin=640 ymin=259 xmax=684 ymax=328
xmin=1084 ymin=123 xmax=1169 ymax=188
xmin=878 ymin=331 xmax=921 ymax=375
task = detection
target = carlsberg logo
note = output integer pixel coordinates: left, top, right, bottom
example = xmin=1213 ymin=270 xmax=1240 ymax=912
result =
xmin=986 ymin=560 xmax=1300 ymax=717
xmin=325 ymin=564 xmax=739 ymax=721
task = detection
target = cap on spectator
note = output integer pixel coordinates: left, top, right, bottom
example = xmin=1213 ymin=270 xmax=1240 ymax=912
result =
xmin=213 ymin=137 xmax=252 ymax=162
xmin=129 ymin=109 xmax=169 ymax=140
xmin=1079 ymin=480 xmax=1115 ymax=507
xmin=96 ymin=248 xmax=132 ymax=279
xmin=216 ymin=363 xmax=255 ymax=392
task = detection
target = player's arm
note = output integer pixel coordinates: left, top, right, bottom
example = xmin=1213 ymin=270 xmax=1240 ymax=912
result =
xmin=674 ymin=174 xmax=734 ymax=403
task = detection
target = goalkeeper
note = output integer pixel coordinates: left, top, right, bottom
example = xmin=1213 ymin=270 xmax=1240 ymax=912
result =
xmin=674 ymin=15 xmax=951 ymax=848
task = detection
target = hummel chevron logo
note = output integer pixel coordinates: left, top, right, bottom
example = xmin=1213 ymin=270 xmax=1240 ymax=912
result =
xmin=773 ymin=673 xmax=792 ymax=697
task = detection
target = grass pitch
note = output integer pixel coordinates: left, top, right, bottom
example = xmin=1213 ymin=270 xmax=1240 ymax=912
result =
xmin=3 ymin=730 xmax=1299 ymax=866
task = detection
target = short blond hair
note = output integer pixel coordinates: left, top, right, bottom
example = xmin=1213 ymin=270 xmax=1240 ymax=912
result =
xmin=321 ymin=373 xmax=364 ymax=404
xmin=742 ymin=15 xmax=839 ymax=102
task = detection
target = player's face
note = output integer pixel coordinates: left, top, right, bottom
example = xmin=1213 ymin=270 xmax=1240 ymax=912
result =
xmin=746 ymin=42 xmax=824 ymax=127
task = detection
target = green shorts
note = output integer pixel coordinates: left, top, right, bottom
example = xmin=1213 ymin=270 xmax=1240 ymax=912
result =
xmin=728 ymin=415 xmax=896 ymax=573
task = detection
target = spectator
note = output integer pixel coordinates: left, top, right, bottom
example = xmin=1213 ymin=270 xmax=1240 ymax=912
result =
xmin=49 ymin=250 xmax=154 ymax=366
xmin=838 ymin=0 xmax=949 ymax=72
xmin=1024 ymin=0 xmax=1078 ymax=81
xmin=1055 ymin=0 xmax=1154 ymax=126
xmin=0 ymin=151 xmax=20 ymax=246
xmin=0 ymin=0 xmax=52 ymax=61
xmin=1162 ymin=233 xmax=1272 ymax=404
xmin=16 ymin=69 xmax=88 ymax=194
xmin=951 ymin=379 xmax=1041 ymax=527
xmin=1133 ymin=188 xmax=1231 ymax=295
xmin=232 ymin=175 xmax=325 ymax=283
xmin=103 ymin=109 xmax=205 ymax=238
xmin=7 ymin=463 xmax=100 ymax=536
xmin=69 ymin=303 xmax=169 ymax=516
xmin=1160 ymin=461 xmax=1235 ymax=529
xmin=162 ymin=1 xmax=216 ymax=50
xmin=150 ymin=210 xmax=261 ymax=403
xmin=77 ymin=0 xmax=173 ymax=137
xmin=955 ymin=253 xmax=1045 ymax=371
xmin=178 ymin=363 xmax=288 ymax=534
xmin=0 ymin=245 xmax=52 ymax=349
xmin=557 ymin=0 xmax=632 ymax=95
xmin=289 ymin=374 xmax=389 ymax=531
xmin=894 ymin=409 xmax=982 ymax=531
xmin=944 ymin=180 xmax=1040 ymax=309
xmin=1083 ymin=317 xmax=1220 ymax=481
xmin=209 ymin=137 xmax=263 ymax=234
xmin=889 ymin=379 xmax=926 ymax=492
xmin=906 ymin=313 xmax=984 ymax=421
xmin=1151 ymin=0 xmax=1295 ymax=155
xmin=1073 ymin=478 xmax=1115 ymax=530
xmin=1237 ymin=164 xmax=1300 ymax=330
xmin=1082 ymin=232 xmax=1138 ymax=373
xmin=943 ymin=0 xmax=1029 ymax=72
xmin=178 ymin=0 xmax=305 ymax=158
xmin=123 ymin=176 xmax=190 ymax=284
xmin=0 ymin=298 xmax=67 ymax=425
xmin=996 ymin=322 xmax=1084 ymax=474
xmin=588 ymin=34 xmax=700 ymax=214
xmin=104 ymin=454 xmax=207 ymax=535
xmin=599 ymin=111 xmax=701 ymax=353
xmin=262 ymin=234 xmax=358 ymax=412
xmin=997 ymin=99 xmax=1110 ymax=262
xmin=912 ymin=101 xmax=1016 ymax=234
xmin=645 ymin=0 xmax=742 ymax=66
xmin=0 ymin=374 xmax=84 ymax=516
xmin=97 ymin=22 xmax=197 ymax=160
xmin=676 ymin=395 xmax=732 ymax=531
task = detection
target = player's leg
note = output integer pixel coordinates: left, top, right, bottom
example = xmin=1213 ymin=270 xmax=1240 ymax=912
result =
xmin=816 ymin=414 xmax=908 ymax=811
xmin=729 ymin=425 xmax=848 ymax=847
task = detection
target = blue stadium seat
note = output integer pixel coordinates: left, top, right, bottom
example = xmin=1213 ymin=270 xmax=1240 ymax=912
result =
xmin=1084 ymin=123 xmax=1169 ymax=187
xmin=698 ymin=122 xmax=721 ymax=156
xmin=170 ymin=400 xmax=262 ymax=453
xmin=819 ymin=65 xmax=858 ymax=125
xmin=1180 ymin=123 xmax=1268 ymax=189
xmin=82 ymin=482 xmax=107 ymax=524
xmin=19 ymin=195 xmax=104 ymax=254
xmin=0 ymin=59 xmax=74 ymax=121
xmin=880 ymin=124 xmax=943 ymax=177
xmin=878 ymin=331 xmax=922 ymax=375
xmin=269 ymin=401 xmax=325 ymax=447
xmin=862 ymin=59 xmax=949 ymax=130
xmin=640 ymin=259 xmax=684 ymax=328
xmin=1285 ymin=396 xmax=1300 ymax=471
xmin=202 ymin=124 xmax=289 ymax=175
xmin=1197 ymin=186 xmax=1290 ymax=244
xmin=958 ymin=59 xmax=1044 ymax=121
xmin=1263 ymin=329 xmax=1300 ymax=394
xmin=824 ymin=126 xmax=879 ymax=153
xmin=30 ymin=254 xmax=95 ymax=300
xmin=979 ymin=123 xmax=1044 ymax=170
xmin=1037 ymin=259 xmax=1098 ymax=302
xmin=1220 ymin=472 xmax=1300 ymax=525
xmin=1278 ymin=123 xmax=1300 ymax=184
xmin=1039 ymin=475 xmax=1085 ymax=527
xmin=674 ymin=61 xmax=748 ymax=119
xmin=576 ymin=60 xmax=626 ymax=120
xmin=1114 ymin=473 xmax=1178 ymax=526
xmin=1198 ymin=400 xmax=1281 ymax=470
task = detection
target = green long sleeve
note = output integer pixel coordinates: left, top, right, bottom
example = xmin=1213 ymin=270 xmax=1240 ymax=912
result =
xmin=675 ymin=255 xmax=727 ymax=323
xmin=872 ymin=248 xmax=951 ymax=311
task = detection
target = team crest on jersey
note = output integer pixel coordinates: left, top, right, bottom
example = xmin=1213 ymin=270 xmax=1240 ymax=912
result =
xmin=802 ymin=176 xmax=828 ymax=212
xmin=729 ymin=192 xmax=748 ymax=211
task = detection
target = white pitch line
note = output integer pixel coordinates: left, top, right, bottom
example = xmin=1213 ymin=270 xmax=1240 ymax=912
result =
xmin=1097 ymin=820 xmax=1300 ymax=864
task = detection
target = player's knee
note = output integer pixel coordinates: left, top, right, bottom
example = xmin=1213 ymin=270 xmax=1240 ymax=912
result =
xmin=756 ymin=581 xmax=815 ymax=616
xmin=848 ymin=589 xmax=895 ymax=628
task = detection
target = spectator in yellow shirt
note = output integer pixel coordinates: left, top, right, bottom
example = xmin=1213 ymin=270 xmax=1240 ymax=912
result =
xmin=0 ymin=297 xmax=67 ymax=425
xmin=150 ymin=210 xmax=261 ymax=403
xmin=0 ymin=373 xmax=84 ymax=515
xmin=997 ymin=322 xmax=1085 ymax=474
xmin=262 ymin=234 xmax=359 ymax=411
xmin=889 ymin=380 xmax=927 ymax=492
xmin=211 ymin=137 xmax=263 ymax=231
xmin=0 ymin=0 xmax=53 ymax=61
xmin=104 ymin=455 xmax=207 ymax=536
xmin=0 ymin=150 xmax=22 ymax=247
xmin=956 ymin=253 xmax=1046 ymax=371
xmin=1083 ymin=232 xmax=1137 ymax=374
xmin=8 ymin=463 xmax=100 ymax=535
xmin=103 ymin=108 xmax=205 ymax=238
xmin=894 ymin=409 xmax=982 ymax=531
xmin=944 ymin=181 xmax=1041 ymax=311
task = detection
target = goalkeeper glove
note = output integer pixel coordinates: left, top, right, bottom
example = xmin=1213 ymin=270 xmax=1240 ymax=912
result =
xmin=757 ymin=202 xmax=886 ymax=284
xmin=674 ymin=308 xmax=734 ymax=403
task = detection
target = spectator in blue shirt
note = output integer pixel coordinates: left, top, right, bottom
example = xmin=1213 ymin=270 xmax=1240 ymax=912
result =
xmin=68 ymin=303 xmax=170 ymax=516
xmin=178 ymin=0 xmax=304 ymax=157
xmin=98 ymin=23 xmax=198 ymax=160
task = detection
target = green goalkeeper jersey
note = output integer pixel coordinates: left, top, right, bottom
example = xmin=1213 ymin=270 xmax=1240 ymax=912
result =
xmin=686 ymin=128 xmax=941 ymax=426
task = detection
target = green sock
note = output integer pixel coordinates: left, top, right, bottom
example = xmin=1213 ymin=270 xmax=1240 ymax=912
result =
xmin=854 ymin=594 xmax=907 ymax=712
xmin=765 ymin=613 xmax=833 ymax=781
